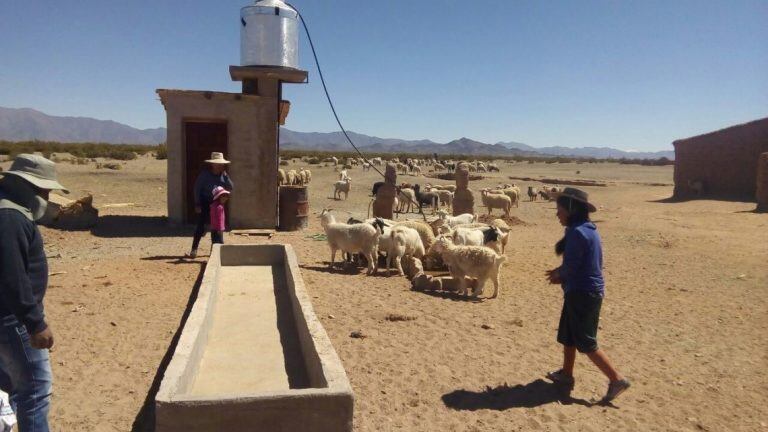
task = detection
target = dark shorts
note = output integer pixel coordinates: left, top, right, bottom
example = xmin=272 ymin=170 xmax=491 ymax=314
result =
xmin=557 ymin=291 xmax=603 ymax=353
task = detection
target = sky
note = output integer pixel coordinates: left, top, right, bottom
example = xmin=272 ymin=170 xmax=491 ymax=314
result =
xmin=0 ymin=0 xmax=766 ymax=152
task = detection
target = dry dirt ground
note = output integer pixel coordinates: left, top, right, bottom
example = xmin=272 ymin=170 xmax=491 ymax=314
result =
xmin=2 ymin=155 xmax=766 ymax=432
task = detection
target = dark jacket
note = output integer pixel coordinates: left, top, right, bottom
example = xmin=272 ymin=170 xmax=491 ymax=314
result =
xmin=0 ymin=188 xmax=49 ymax=334
xmin=559 ymin=221 xmax=605 ymax=296
xmin=193 ymin=170 xmax=233 ymax=206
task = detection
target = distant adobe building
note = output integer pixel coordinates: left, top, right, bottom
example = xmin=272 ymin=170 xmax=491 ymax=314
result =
xmin=673 ymin=117 xmax=768 ymax=204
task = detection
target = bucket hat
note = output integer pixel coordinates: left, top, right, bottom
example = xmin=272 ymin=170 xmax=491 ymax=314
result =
xmin=205 ymin=152 xmax=230 ymax=164
xmin=559 ymin=187 xmax=596 ymax=212
xmin=212 ymin=186 xmax=230 ymax=201
xmin=2 ymin=153 xmax=69 ymax=193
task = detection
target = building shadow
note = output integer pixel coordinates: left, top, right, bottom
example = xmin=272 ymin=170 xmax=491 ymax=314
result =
xmin=648 ymin=195 xmax=758 ymax=204
xmin=91 ymin=215 xmax=190 ymax=238
xmin=130 ymin=261 xmax=206 ymax=432
xmin=442 ymin=379 xmax=593 ymax=411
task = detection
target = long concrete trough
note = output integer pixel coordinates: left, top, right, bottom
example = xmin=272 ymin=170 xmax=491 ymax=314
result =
xmin=155 ymin=244 xmax=353 ymax=431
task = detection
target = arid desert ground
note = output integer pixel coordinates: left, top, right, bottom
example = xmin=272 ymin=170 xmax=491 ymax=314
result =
xmin=3 ymin=155 xmax=766 ymax=432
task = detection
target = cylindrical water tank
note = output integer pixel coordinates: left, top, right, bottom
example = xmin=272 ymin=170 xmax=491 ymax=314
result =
xmin=240 ymin=0 xmax=299 ymax=68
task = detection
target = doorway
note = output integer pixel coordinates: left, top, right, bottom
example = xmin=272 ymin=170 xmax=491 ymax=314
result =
xmin=184 ymin=121 xmax=228 ymax=223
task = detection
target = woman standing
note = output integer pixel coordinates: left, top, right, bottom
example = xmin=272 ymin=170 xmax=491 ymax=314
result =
xmin=545 ymin=188 xmax=630 ymax=403
xmin=186 ymin=152 xmax=233 ymax=258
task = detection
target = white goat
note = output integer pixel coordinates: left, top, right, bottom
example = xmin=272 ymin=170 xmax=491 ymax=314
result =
xmin=480 ymin=189 xmax=512 ymax=218
xmin=319 ymin=210 xmax=380 ymax=274
xmin=333 ymin=178 xmax=351 ymax=200
xmin=387 ymin=225 xmax=425 ymax=276
xmin=429 ymin=236 xmax=506 ymax=298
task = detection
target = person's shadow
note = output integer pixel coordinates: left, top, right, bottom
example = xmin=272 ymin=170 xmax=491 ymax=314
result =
xmin=442 ymin=379 xmax=594 ymax=411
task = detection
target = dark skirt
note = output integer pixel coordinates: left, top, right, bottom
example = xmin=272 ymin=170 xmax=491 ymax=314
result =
xmin=557 ymin=290 xmax=603 ymax=353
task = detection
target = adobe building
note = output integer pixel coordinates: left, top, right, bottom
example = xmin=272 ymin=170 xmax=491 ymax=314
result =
xmin=672 ymin=117 xmax=768 ymax=201
xmin=157 ymin=67 xmax=306 ymax=228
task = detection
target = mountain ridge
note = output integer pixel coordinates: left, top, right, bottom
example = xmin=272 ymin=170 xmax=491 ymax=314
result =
xmin=0 ymin=106 xmax=674 ymax=159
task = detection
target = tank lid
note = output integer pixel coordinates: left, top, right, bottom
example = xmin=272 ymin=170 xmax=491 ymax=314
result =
xmin=241 ymin=0 xmax=298 ymax=18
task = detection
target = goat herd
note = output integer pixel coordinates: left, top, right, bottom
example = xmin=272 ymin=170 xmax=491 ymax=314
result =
xmin=316 ymin=173 xmax=565 ymax=300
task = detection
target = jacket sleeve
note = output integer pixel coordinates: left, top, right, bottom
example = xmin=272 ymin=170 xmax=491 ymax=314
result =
xmin=223 ymin=173 xmax=233 ymax=191
xmin=559 ymin=229 xmax=587 ymax=282
xmin=0 ymin=213 xmax=47 ymax=334
xmin=193 ymin=173 xmax=204 ymax=206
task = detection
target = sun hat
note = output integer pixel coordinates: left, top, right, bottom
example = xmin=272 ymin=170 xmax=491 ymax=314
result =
xmin=559 ymin=187 xmax=597 ymax=212
xmin=205 ymin=152 xmax=230 ymax=164
xmin=2 ymin=153 xmax=69 ymax=193
xmin=211 ymin=186 xmax=230 ymax=201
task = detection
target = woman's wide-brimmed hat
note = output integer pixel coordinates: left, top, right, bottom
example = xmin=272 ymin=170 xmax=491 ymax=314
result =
xmin=212 ymin=186 xmax=230 ymax=201
xmin=559 ymin=187 xmax=597 ymax=212
xmin=2 ymin=153 xmax=69 ymax=193
xmin=205 ymin=152 xmax=230 ymax=164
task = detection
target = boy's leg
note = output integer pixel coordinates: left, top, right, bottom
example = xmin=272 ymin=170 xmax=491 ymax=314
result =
xmin=562 ymin=345 xmax=577 ymax=376
xmin=585 ymin=349 xmax=622 ymax=382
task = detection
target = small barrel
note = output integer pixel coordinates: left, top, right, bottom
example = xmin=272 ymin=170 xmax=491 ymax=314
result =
xmin=278 ymin=186 xmax=309 ymax=231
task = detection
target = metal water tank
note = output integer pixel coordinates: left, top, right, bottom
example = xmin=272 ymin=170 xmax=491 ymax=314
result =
xmin=240 ymin=0 xmax=299 ymax=68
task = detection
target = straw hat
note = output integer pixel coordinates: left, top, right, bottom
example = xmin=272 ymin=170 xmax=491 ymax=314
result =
xmin=205 ymin=152 xmax=230 ymax=164
xmin=559 ymin=187 xmax=597 ymax=212
xmin=212 ymin=186 xmax=230 ymax=201
xmin=2 ymin=153 xmax=69 ymax=193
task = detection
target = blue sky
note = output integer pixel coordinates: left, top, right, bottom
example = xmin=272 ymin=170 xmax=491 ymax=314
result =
xmin=1 ymin=0 xmax=766 ymax=151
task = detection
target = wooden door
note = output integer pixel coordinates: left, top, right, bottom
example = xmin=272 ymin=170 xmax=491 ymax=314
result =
xmin=185 ymin=121 xmax=228 ymax=223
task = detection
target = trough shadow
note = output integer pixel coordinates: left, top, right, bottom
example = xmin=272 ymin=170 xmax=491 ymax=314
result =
xmin=140 ymin=255 xmax=205 ymax=265
xmin=92 ymin=215 xmax=189 ymax=238
xmin=131 ymin=261 xmax=207 ymax=432
xmin=272 ymin=265 xmax=311 ymax=389
xmin=442 ymin=379 xmax=592 ymax=411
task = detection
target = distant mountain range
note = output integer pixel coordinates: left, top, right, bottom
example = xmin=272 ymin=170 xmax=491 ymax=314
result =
xmin=0 ymin=106 xmax=674 ymax=159
xmin=0 ymin=107 xmax=166 ymax=145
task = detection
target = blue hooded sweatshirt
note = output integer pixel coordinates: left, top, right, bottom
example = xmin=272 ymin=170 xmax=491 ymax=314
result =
xmin=560 ymin=220 xmax=605 ymax=296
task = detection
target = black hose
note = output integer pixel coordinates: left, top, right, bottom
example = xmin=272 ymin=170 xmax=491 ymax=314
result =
xmin=283 ymin=1 xmax=426 ymax=219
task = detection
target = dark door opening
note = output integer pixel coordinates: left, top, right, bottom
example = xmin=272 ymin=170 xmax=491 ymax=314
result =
xmin=185 ymin=121 xmax=228 ymax=223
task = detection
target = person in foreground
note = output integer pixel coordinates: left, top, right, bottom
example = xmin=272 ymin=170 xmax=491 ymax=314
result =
xmin=545 ymin=188 xmax=630 ymax=403
xmin=0 ymin=154 xmax=67 ymax=431
xmin=187 ymin=152 xmax=233 ymax=258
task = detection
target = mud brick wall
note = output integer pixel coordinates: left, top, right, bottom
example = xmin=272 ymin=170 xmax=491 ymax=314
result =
xmin=673 ymin=118 xmax=768 ymax=200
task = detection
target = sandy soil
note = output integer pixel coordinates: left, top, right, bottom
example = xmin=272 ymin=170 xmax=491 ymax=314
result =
xmin=2 ymin=155 xmax=766 ymax=431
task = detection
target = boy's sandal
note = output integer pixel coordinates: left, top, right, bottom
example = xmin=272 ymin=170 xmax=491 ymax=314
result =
xmin=546 ymin=369 xmax=575 ymax=385
xmin=603 ymin=378 xmax=631 ymax=403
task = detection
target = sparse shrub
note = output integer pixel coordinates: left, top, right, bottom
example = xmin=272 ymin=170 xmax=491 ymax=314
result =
xmin=155 ymin=144 xmax=168 ymax=160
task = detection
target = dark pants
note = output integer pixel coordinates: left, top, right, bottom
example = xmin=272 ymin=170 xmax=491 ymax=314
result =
xmin=211 ymin=231 xmax=224 ymax=245
xmin=557 ymin=291 xmax=603 ymax=353
xmin=191 ymin=204 xmax=212 ymax=251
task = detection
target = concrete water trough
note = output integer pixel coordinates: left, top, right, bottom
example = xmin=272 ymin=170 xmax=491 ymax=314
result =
xmin=155 ymin=244 xmax=353 ymax=431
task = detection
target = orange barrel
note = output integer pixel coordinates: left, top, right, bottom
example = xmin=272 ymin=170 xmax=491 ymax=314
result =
xmin=278 ymin=186 xmax=309 ymax=231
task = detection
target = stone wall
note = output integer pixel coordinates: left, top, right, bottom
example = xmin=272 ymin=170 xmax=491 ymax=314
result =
xmin=673 ymin=118 xmax=768 ymax=200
